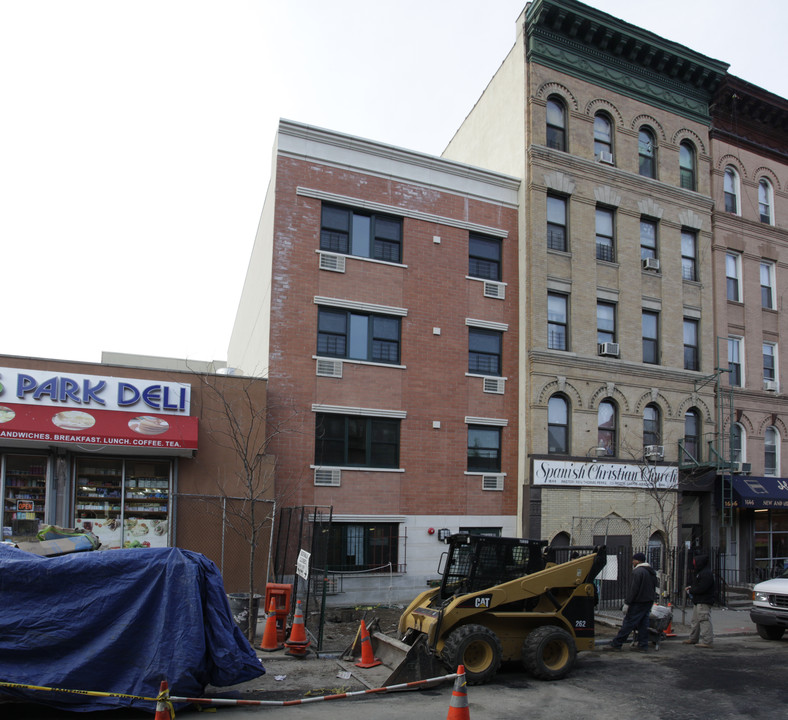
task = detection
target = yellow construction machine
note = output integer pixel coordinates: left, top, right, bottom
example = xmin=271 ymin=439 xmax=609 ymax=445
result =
xmin=344 ymin=533 xmax=606 ymax=685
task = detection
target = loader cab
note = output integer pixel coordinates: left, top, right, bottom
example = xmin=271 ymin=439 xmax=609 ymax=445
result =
xmin=439 ymin=534 xmax=548 ymax=600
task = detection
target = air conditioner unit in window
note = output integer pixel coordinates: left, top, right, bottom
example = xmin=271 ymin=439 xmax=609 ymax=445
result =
xmin=483 ymin=377 xmax=505 ymax=394
xmin=316 ymin=358 xmax=343 ymax=378
xmin=314 ymin=467 xmax=341 ymax=486
xmin=482 ymin=475 xmax=504 ymax=491
xmin=597 ymin=151 xmax=614 ymax=165
xmin=319 ymin=252 xmax=346 ymax=273
xmin=644 ymin=445 xmax=664 ymax=460
xmin=731 ymin=462 xmax=752 ymax=475
xmin=483 ymin=281 xmax=505 ymax=300
xmin=598 ymin=342 xmax=620 ymax=357
xmin=642 ymin=257 xmax=660 ymax=271
xmin=764 ymin=380 xmax=778 ymax=392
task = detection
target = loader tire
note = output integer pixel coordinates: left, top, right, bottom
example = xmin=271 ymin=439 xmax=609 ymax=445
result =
xmin=441 ymin=624 xmax=502 ymax=685
xmin=522 ymin=625 xmax=576 ymax=681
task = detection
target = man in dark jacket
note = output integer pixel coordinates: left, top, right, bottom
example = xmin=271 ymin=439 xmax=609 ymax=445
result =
xmin=683 ymin=553 xmax=715 ymax=647
xmin=604 ymin=552 xmax=658 ymax=652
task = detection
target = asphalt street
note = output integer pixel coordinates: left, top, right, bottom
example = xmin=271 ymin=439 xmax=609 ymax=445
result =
xmin=6 ymin=608 xmax=785 ymax=720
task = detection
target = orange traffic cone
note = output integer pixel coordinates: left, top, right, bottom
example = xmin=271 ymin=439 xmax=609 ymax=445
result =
xmin=153 ymin=680 xmax=172 ymax=720
xmin=664 ymin=603 xmax=676 ymax=637
xmin=260 ymin=597 xmax=284 ymax=651
xmin=446 ymin=665 xmax=470 ymax=720
xmin=284 ymin=599 xmax=311 ymax=657
xmin=354 ymin=618 xmax=381 ymax=668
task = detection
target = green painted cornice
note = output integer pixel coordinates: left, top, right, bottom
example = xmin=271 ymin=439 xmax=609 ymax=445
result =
xmin=525 ymin=0 xmax=729 ymax=124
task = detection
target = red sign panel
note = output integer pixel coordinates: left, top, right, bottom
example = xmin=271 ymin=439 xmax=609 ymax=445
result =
xmin=0 ymin=403 xmax=198 ymax=451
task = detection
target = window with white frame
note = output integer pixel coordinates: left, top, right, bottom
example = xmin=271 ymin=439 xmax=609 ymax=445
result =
xmin=684 ymin=318 xmax=700 ymax=371
xmin=764 ymin=427 xmax=779 ymax=477
xmin=728 ymin=337 xmax=743 ymax=387
xmin=597 ymin=301 xmax=616 ymax=345
xmin=640 ymin=219 xmax=657 ymax=260
xmin=638 ymin=127 xmax=657 ymax=179
xmin=643 ymin=403 xmax=661 ymax=447
xmin=763 ymin=342 xmax=777 ymax=384
xmin=594 ymin=113 xmax=613 ymax=162
xmin=761 ymin=261 xmax=776 ymax=310
xmin=548 ymin=394 xmax=570 ymax=455
xmin=681 ymin=230 xmax=697 ymax=282
xmin=642 ymin=310 xmax=659 ymax=364
xmin=598 ymin=399 xmax=617 ymax=456
xmin=546 ymin=97 xmax=567 ymax=152
xmin=726 ymin=252 xmax=742 ymax=302
xmin=679 ymin=141 xmax=696 ymax=191
xmin=759 ymin=178 xmax=774 ymax=224
xmin=547 ymin=194 xmax=568 ymax=252
xmin=724 ymin=166 xmax=740 ymax=215
xmin=595 ymin=207 xmax=615 ymax=262
xmin=731 ymin=423 xmax=745 ymax=465
xmin=548 ymin=292 xmax=569 ymax=351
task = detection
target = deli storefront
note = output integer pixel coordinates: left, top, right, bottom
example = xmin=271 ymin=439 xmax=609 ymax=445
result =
xmin=0 ymin=363 xmax=198 ymax=549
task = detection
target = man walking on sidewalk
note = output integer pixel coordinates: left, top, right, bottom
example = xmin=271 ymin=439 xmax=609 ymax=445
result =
xmin=604 ymin=552 xmax=659 ymax=652
xmin=683 ymin=553 xmax=715 ymax=648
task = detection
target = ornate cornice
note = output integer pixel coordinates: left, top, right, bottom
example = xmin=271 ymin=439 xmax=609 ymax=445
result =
xmin=525 ymin=0 xmax=728 ymax=125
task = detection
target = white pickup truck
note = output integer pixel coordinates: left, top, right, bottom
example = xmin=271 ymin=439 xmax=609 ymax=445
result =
xmin=750 ymin=568 xmax=788 ymax=640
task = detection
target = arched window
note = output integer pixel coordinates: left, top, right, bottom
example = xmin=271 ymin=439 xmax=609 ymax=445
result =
xmin=598 ymin=399 xmax=617 ymax=456
xmin=683 ymin=408 xmax=701 ymax=462
xmin=648 ymin=532 xmax=665 ymax=571
xmin=548 ymin=394 xmax=570 ymax=455
xmin=638 ymin=127 xmax=657 ymax=178
xmin=643 ymin=403 xmax=661 ymax=448
xmin=759 ymin=178 xmax=774 ymax=224
xmin=731 ymin=423 xmax=745 ymax=464
xmin=724 ymin=166 xmax=740 ymax=214
xmin=765 ymin=427 xmax=779 ymax=476
xmin=594 ymin=113 xmax=613 ymax=163
xmin=546 ymin=97 xmax=566 ymax=152
xmin=679 ymin=141 xmax=696 ymax=190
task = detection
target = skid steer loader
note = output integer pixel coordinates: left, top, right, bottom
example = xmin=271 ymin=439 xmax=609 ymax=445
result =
xmin=343 ymin=533 xmax=606 ymax=685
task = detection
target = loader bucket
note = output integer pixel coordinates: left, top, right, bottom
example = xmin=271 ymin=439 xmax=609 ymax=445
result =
xmin=341 ymin=620 xmax=445 ymax=686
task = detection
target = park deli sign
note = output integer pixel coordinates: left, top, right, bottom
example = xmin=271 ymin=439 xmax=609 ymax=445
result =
xmin=0 ymin=366 xmax=198 ymax=451
xmin=533 ymin=459 xmax=678 ymax=489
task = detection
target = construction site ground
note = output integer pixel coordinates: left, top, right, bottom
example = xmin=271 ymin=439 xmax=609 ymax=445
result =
xmin=207 ymin=605 xmax=621 ymax=702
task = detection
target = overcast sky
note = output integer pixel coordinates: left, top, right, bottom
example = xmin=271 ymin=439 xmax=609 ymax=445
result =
xmin=1 ymin=1 xmax=785 ymax=367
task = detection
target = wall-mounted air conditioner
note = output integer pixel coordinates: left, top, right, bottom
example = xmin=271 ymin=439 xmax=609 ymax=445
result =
xmin=316 ymin=358 xmax=343 ymax=378
xmin=483 ymin=377 xmax=505 ymax=394
xmin=642 ymin=257 xmax=660 ymax=271
xmin=732 ymin=462 xmax=752 ymax=475
xmin=314 ymin=468 xmax=341 ymax=486
xmin=644 ymin=445 xmax=664 ymax=460
xmin=483 ymin=281 xmax=505 ymax=300
xmin=319 ymin=252 xmax=346 ymax=273
xmin=597 ymin=151 xmax=614 ymax=165
xmin=598 ymin=342 xmax=620 ymax=357
xmin=482 ymin=475 xmax=504 ymax=491
xmin=764 ymin=380 xmax=778 ymax=392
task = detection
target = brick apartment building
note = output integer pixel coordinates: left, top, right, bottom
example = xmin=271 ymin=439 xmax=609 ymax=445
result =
xmin=229 ymin=121 xmax=521 ymax=602
xmin=229 ymin=0 xmax=788 ymax=598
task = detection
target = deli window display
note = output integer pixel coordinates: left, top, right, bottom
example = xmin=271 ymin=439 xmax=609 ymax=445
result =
xmin=2 ymin=454 xmax=51 ymax=542
xmin=74 ymin=457 xmax=170 ymax=549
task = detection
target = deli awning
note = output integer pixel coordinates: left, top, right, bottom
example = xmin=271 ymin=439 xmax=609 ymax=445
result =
xmin=729 ymin=476 xmax=788 ymax=509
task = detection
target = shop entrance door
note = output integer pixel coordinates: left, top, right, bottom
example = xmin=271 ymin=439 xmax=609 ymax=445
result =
xmin=2 ymin=454 xmax=50 ymax=543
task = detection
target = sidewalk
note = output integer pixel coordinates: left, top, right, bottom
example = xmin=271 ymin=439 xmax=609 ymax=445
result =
xmin=596 ymin=604 xmax=756 ymax=639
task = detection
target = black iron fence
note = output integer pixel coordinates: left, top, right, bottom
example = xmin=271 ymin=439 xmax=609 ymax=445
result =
xmin=594 ymin=545 xmax=732 ymax=611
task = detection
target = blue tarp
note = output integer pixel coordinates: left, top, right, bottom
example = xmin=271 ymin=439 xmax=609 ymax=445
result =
xmin=0 ymin=545 xmax=265 ymax=712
